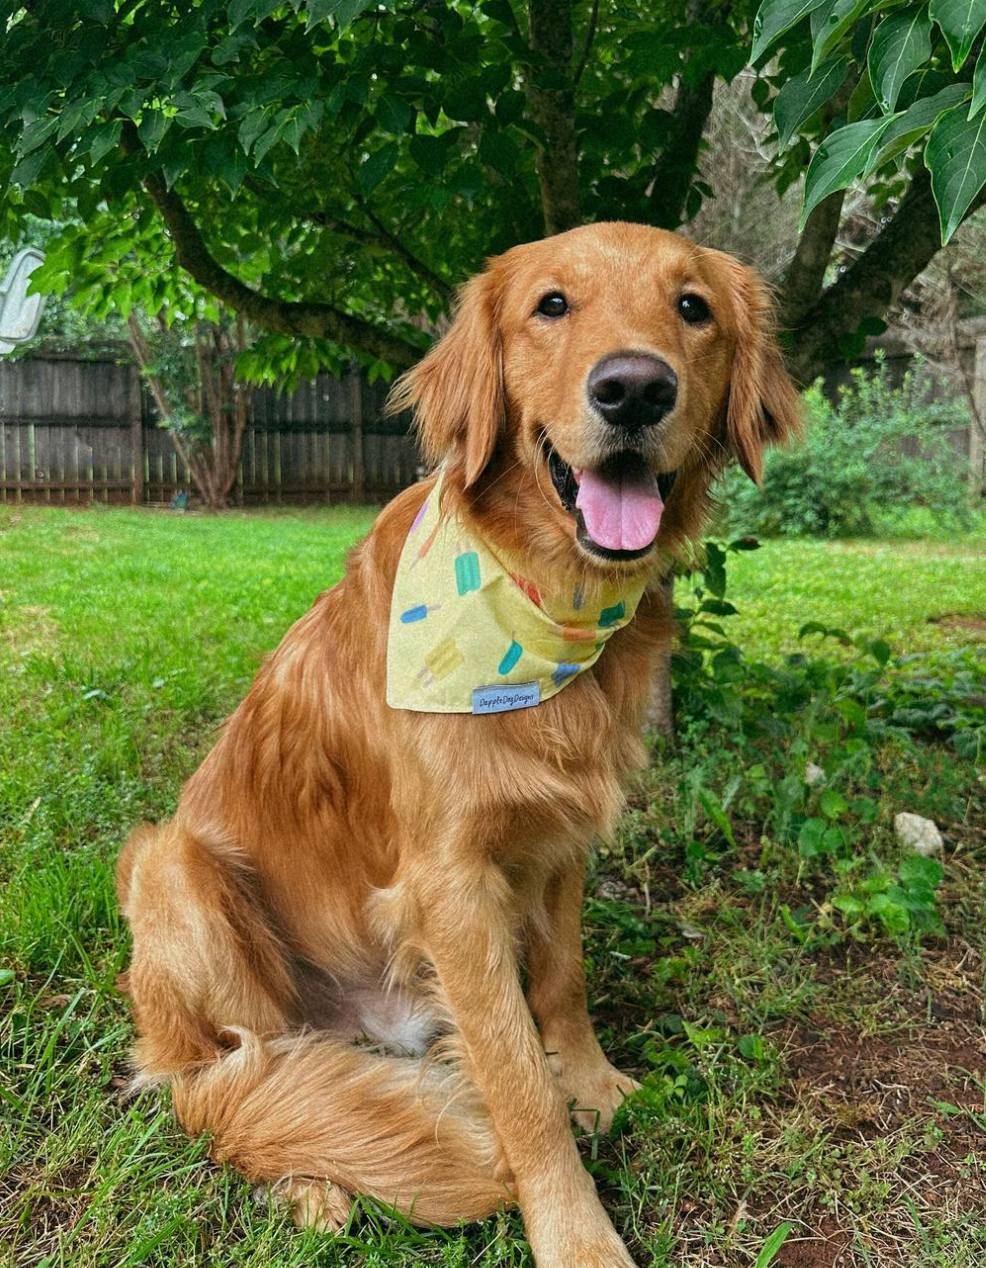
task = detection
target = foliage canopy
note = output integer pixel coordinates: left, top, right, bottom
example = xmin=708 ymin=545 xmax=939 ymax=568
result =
xmin=1 ymin=0 xmax=984 ymax=384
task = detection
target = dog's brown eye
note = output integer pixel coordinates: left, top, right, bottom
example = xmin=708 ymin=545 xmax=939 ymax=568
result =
xmin=536 ymin=292 xmax=569 ymax=318
xmin=679 ymin=293 xmax=711 ymax=324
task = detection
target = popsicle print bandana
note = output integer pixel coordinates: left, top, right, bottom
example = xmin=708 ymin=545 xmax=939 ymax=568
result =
xmin=386 ymin=473 xmax=649 ymax=714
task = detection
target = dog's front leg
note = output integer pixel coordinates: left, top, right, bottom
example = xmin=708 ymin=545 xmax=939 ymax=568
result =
xmin=526 ymin=859 xmax=641 ymax=1133
xmin=412 ymin=858 xmax=635 ymax=1268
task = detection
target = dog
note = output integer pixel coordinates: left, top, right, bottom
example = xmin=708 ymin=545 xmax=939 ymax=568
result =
xmin=116 ymin=222 xmax=799 ymax=1267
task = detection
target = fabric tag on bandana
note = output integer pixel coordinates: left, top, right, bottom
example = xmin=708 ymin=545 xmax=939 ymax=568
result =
xmin=471 ymin=682 xmax=541 ymax=715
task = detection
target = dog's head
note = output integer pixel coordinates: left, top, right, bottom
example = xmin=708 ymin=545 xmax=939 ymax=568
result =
xmin=391 ymin=222 xmax=800 ymax=572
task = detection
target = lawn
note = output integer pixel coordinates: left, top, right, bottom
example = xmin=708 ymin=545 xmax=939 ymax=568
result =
xmin=1 ymin=502 xmax=985 ymax=1268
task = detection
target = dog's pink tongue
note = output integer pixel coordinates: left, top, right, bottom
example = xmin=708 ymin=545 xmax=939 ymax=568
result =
xmin=575 ymin=466 xmax=664 ymax=552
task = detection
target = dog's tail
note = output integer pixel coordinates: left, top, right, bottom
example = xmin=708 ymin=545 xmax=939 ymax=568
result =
xmin=171 ymin=1028 xmax=512 ymax=1226
xmin=117 ymin=820 xmax=510 ymax=1227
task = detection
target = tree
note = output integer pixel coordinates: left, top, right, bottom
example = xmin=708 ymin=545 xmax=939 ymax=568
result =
xmin=4 ymin=0 xmax=983 ymax=391
xmin=127 ymin=309 xmax=254 ymax=510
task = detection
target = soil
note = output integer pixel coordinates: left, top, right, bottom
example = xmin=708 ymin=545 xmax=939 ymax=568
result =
xmin=927 ymin=612 xmax=986 ymax=637
xmin=772 ymin=949 xmax=986 ymax=1266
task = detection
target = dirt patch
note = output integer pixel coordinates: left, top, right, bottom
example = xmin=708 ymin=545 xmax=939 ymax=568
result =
xmin=0 ymin=603 xmax=61 ymax=656
xmin=928 ymin=612 xmax=986 ymax=636
xmin=781 ymin=956 xmax=986 ymax=1216
xmin=776 ymin=1217 xmax=852 ymax=1268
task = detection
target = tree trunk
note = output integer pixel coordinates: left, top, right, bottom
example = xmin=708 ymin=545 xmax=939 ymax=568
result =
xmin=972 ymin=337 xmax=986 ymax=499
xmin=784 ymin=170 xmax=986 ymax=386
xmin=526 ymin=0 xmax=580 ymax=234
xmin=644 ymin=575 xmax=676 ymax=742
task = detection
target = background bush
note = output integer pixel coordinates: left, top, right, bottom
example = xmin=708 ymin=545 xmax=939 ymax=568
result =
xmin=717 ymin=358 xmax=973 ymax=538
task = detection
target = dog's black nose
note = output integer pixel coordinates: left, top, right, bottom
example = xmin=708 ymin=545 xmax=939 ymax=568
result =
xmin=587 ymin=352 xmax=678 ymax=430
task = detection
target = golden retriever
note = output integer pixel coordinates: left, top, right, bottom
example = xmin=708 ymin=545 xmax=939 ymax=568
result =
xmin=116 ymin=222 xmax=799 ymax=1267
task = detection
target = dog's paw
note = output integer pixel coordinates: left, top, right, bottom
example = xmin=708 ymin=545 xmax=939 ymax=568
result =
xmin=262 ymin=1176 xmax=354 ymax=1233
xmin=563 ymin=1062 xmax=642 ymax=1134
xmin=530 ymin=1221 xmax=637 ymax=1268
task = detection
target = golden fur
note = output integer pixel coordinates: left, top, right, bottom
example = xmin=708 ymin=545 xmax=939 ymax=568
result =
xmin=117 ymin=223 xmax=799 ymax=1266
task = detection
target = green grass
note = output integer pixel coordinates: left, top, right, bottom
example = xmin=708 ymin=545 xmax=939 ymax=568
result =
xmin=1 ymin=503 xmax=985 ymax=1268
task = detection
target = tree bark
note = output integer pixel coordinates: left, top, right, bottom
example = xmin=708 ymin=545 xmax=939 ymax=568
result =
xmin=644 ymin=576 xmax=676 ymax=741
xmin=526 ymin=0 xmax=581 ymax=234
xmin=647 ymin=0 xmax=718 ymax=230
xmin=779 ymin=190 xmax=845 ymax=330
xmin=784 ymin=169 xmax=986 ymax=386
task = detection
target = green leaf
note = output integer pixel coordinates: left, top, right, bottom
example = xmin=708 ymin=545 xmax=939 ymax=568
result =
xmin=926 ymin=103 xmax=986 ymax=240
xmin=738 ymin=1033 xmax=766 ymax=1060
xmin=698 ymin=788 xmax=736 ymax=847
xmin=799 ymin=620 xmax=852 ymax=643
xmin=219 ymin=146 xmax=248 ymax=195
xmin=305 ymin=0 xmax=375 ymax=28
xmin=867 ymin=637 xmax=892 ymax=665
xmin=780 ymin=904 xmax=810 ymax=942
xmin=237 ymin=106 xmax=270 ymax=154
xmin=703 ymin=541 xmax=727 ymax=597
xmin=820 ymin=789 xmax=848 ymax=819
xmin=971 ymin=41 xmax=986 ymax=116
xmin=929 ymin=0 xmax=986 ymax=72
xmin=18 ymin=114 xmax=58 ymax=156
xmin=811 ymin=0 xmax=871 ymax=72
xmin=799 ymin=816 xmax=828 ymax=855
xmin=868 ymin=10 xmax=933 ymax=114
xmin=88 ymin=119 xmax=122 ymax=165
xmin=800 ymin=117 xmax=893 ymax=227
xmin=683 ymin=1021 xmax=725 ymax=1048
xmin=137 ymin=110 xmax=171 ymax=153
xmin=756 ymin=1224 xmax=795 ymax=1268
xmin=752 ymin=0 xmax=831 ymax=62
xmin=0 ymin=969 xmax=14 ymax=987
xmin=867 ymin=892 xmax=910 ymax=933
xmin=869 ymin=83 xmax=972 ymax=167
xmin=358 ymin=141 xmax=398 ymax=195
xmin=775 ymin=55 xmax=849 ymax=146
xmin=899 ymin=855 xmax=945 ymax=888
xmin=80 ymin=0 xmax=113 ymax=21
xmin=832 ymin=892 xmax=866 ymax=917
xmin=376 ymin=93 xmax=413 ymax=135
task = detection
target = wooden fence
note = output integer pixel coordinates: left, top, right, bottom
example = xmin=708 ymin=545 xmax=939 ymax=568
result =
xmin=2 ymin=342 xmax=984 ymax=506
xmin=0 ymin=353 xmax=419 ymax=506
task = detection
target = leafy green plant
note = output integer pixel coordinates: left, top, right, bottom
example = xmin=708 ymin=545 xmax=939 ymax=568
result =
xmin=670 ymin=540 xmax=983 ymax=944
xmin=716 ymin=357 xmax=973 ymax=538
xmin=753 ymin=0 xmax=986 ymax=243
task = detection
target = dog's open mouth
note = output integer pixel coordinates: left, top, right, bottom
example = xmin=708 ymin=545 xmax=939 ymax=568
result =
xmin=548 ymin=447 xmax=676 ymax=560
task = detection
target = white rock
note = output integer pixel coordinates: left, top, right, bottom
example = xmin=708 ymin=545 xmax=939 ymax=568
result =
xmin=894 ymin=812 xmax=944 ymax=856
xmin=804 ymin=762 xmax=826 ymax=786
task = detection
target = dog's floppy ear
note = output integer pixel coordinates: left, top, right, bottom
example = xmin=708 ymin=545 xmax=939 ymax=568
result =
xmin=709 ymin=251 xmax=802 ymax=485
xmin=388 ymin=271 xmax=504 ymax=488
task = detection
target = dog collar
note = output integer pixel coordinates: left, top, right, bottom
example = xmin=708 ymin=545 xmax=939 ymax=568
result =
xmin=386 ymin=473 xmax=648 ymax=715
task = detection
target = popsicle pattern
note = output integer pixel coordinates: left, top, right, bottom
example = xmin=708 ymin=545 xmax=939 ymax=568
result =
xmin=387 ymin=472 xmax=649 ymax=714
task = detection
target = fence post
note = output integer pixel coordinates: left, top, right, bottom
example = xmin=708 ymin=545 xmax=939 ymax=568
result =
xmin=972 ymin=336 xmax=986 ymax=499
xmin=349 ymin=360 xmax=364 ymax=504
xmin=129 ymin=363 xmax=144 ymax=506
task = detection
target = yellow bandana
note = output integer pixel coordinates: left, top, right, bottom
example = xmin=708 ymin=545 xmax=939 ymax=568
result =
xmin=387 ymin=475 xmax=648 ymax=714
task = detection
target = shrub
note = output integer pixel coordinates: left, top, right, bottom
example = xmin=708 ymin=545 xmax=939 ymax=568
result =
xmin=717 ymin=356 xmax=973 ymax=538
xmin=664 ymin=541 xmax=985 ymax=944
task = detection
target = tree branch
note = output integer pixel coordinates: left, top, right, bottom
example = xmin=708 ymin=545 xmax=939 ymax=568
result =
xmin=526 ymin=0 xmax=581 ymax=234
xmin=779 ymin=190 xmax=846 ymax=330
xmin=777 ymin=73 xmax=855 ymax=329
xmin=787 ymin=167 xmax=986 ymax=384
xmin=358 ymin=202 xmax=455 ymax=304
xmin=647 ymin=0 xmax=718 ymax=230
xmin=251 ymin=178 xmax=454 ymax=305
xmin=573 ymin=0 xmax=599 ymax=86
xmin=121 ymin=125 xmax=421 ymax=369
